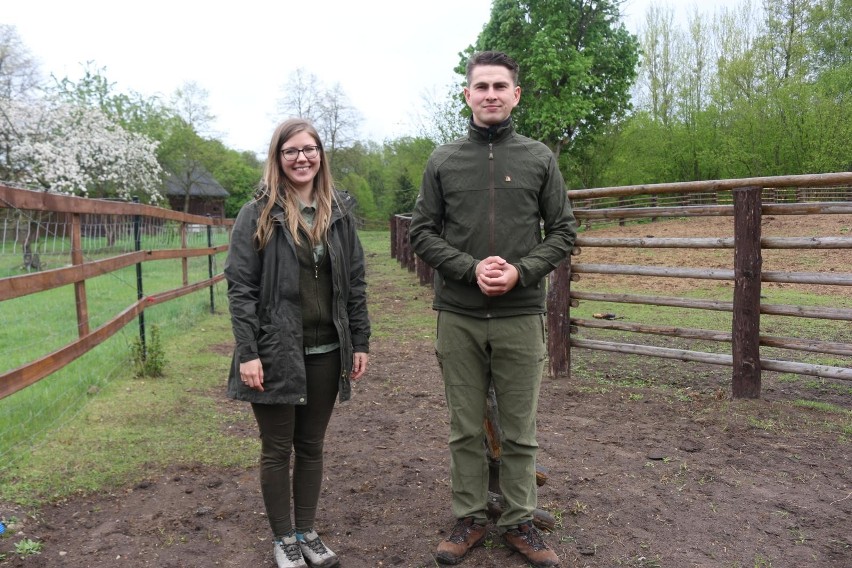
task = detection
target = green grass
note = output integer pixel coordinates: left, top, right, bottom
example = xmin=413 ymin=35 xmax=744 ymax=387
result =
xmin=1 ymin=240 xmax=229 ymax=373
xmin=0 ymin=229 xmax=428 ymax=506
xmin=359 ymin=230 xmax=437 ymax=341
xmin=1 ymin=229 xmax=848 ymax=507
xmin=0 ymin=304 xmax=254 ymax=506
xmin=0 ymin=248 xmax=230 ymax=463
xmin=792 ymin=399 xmax=852 ymax=415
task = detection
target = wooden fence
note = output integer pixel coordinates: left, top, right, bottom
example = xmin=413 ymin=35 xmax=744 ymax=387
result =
xmin=0 ymin=184 xmax=233 ymax=399
xmin=391 ymin=172 xmax=852 ymax=397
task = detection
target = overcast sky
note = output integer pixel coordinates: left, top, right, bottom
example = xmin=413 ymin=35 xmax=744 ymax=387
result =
xmin=6 ymin=0 xmax=744 ymax=156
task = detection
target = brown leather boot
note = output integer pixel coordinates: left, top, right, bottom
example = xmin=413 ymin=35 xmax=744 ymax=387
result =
xmin=435 ymin=517 xmax=487 ymax=564
xmin=503 ymin=521 xmax=560 ymax=567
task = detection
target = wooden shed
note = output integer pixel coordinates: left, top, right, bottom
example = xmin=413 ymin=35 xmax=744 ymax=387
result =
xmin=165 ymin=167 xmax=229 ymax=218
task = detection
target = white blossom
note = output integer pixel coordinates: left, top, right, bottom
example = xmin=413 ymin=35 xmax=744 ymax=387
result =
xmin=0 ymin=97 xmax=163 ymax=202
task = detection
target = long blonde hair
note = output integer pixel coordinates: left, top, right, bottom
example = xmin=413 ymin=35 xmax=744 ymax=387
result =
xmin=254 ymin=119 xmax=335 ymax=249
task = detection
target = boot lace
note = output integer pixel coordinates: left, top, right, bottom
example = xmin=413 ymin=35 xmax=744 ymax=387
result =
xmin=447 ymin=518 xmax=476 ymax=543
xmin=305 ymin=536 xmax=329 ymax=555
xmin=280 ymin=539 xmax=303 ymax=561
xmin=517 ymin=523 xmax=548 ymax=551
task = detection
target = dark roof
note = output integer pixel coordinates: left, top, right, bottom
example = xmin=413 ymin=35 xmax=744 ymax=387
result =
xmin=165 ymin=168 xmax=229 ymax=198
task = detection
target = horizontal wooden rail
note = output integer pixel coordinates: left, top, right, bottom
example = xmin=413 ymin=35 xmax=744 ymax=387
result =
xmin=763 ymin=202 xmax=852 ymax=215
xmin=570 ymin=338 xmax=852 ymax=381
xmin=570 ymin=290 xmax=852 ymax=321
xmin=574 ymin=202 xmax=852 ymax=220
xmin=573 ymin=263 xmax=733 ymax=280
xmin=762 ymin=271 xmax=852 ymax=286
xmin=145 ymin=275 xmax=224 ymax=305
xmin=571 ymin=290 xmax=731 ymax=311
xmin=572 ymin=318 xmax=852 ymax=356
xmin=0 ymin=275 xmax=224 ymax=398
xmin=0 ymin=245 xmax=229 ymax=301
xmin=567 ymin=172 xmax=852 ymax=199
xmin=572 ymin=263 xmax=852 ymax=287
xmin=760 ymin=359 xmax=852 ymax=381
xmin=573 ymin=318 xmax=731 ymax=341
xmin=575 ymin=236 xmax=852 ymax=249
xmin=0 ymin=302 xmax=144 ymax=399
xmin=0 ymin=184 xmax=233 ymax=226
xmin=760 ymin=303 xmax=852 ymax=321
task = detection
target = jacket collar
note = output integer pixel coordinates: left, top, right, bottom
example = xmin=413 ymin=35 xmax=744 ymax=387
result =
xmin=267 ymin=190 xmax=350 ymax=226
xmin=468 ymin=117 xmax=514 ymax=144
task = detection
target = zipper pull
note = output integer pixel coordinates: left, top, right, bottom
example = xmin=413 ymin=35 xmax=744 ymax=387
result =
xmin=489 ymin=142 xmax=493 ymax=160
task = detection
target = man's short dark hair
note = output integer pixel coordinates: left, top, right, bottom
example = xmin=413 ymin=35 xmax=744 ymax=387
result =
xmin=465 ymin=51 xmax=520 ymax=86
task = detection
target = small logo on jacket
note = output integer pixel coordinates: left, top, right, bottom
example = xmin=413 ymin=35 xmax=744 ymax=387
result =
xmin=505 ymin=175 xmax=512 ymax=182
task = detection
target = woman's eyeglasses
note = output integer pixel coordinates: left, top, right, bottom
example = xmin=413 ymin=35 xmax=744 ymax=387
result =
xmin=280 ymin=145 xmax=320 ymax=161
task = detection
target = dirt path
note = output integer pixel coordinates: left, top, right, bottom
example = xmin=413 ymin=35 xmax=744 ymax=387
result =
xmin=2 ymin=214 xmax=850 ymax=567
xmin=2 ymin=333 xmax=849 ymax=567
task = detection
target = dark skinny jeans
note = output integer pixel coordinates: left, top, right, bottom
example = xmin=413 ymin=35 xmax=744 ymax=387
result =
xmin=251 ymin=349 xmax=340 ymax=537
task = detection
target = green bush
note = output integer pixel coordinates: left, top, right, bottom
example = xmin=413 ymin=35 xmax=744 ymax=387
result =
xmin=130 ymin=324 xmax=166 ymax=378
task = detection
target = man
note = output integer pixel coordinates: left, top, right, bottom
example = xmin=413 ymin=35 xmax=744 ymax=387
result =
xmin=409 ymin=51 xmax=577 ymax=567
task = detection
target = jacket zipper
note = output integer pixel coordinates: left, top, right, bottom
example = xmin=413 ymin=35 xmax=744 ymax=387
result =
xmin=312 ymin=251 xmax=321 ymax=346
xmin=488 ymin=141 xmax=495 ymax=255
xmin=487 ymin=139 xmax=495 ymax=318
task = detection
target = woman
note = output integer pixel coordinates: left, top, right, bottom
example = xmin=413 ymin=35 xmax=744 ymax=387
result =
xmin=224 ymin=118 xmax=370 ymax=568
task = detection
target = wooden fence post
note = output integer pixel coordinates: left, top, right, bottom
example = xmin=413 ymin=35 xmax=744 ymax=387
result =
xmin=547 ymin=257 xmax=573 ymax=378
xmin=389 ymin=215 xmax=398 ymax=260
xmin=732 ymin=186 xmax=763 ymax=398
xmin=71 ymin=213 xmax=89 ymax=337
xmin=396 ymin=217 xmax=411 ymax=270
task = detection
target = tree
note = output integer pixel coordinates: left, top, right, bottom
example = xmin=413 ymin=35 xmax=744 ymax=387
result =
xmin=636 ymin=4 xmax=678 ymax=126
xmin=277 ymin=68 xmax=324 ymax=124
xmin=339 ymin=171 xmax=378 ymax=224
xmin=332 ymin=141 xmax=388 ymax=221
xmin=806 ymin=0 xmax=852 ymax=73
xmin=276 ymin=69 xmax=361 ymax=168
xmin=802 ymin=0 xmax=852 ymax=171
xmin=161 ymin=81 xmax=218 ymax=212
xmin=759 ymin=0 xmax=810 ymax=84
xmin=465 ymin=0 xmax=639 ymax=158
xmin=201 ymin=141 xmax=263 ymax=217
xmin=170 ymin=81 xmax=215 ymax=136
xmin=671 ymin=8 xmax=717 ymax=181
xmin=1 ymin=25 xmax=43 ymax=182
xmin=0 ymin=25 xmax=42 ymax=101
xmin=381 ymin=137 xmax=435 ymax=215
xmin=414 ymin=82 xmax=468 ymax=145
xmin=317 ymin=82 xmax=361 ymax=166
xmin=2 ymin=97 xmax=162 ymax=201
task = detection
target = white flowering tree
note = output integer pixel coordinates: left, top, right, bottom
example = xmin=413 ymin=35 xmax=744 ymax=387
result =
xmin=1 ymin=97 xmax=163 ymax=202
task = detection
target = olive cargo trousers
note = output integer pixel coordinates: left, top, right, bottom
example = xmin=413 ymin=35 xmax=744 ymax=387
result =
xmin=436 ymin=310 xmax=546 ymax=528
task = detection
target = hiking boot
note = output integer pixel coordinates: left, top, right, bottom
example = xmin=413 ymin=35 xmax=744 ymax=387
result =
xmin=436 ymin=517 xmax=487 ymax=564
xmin=298 ymin=530 xmax=339 ymax=568
xmin=274 ymin=535 xmax=308 ymax=568
xmin=503 ymin=521 xmax=559 ymax=567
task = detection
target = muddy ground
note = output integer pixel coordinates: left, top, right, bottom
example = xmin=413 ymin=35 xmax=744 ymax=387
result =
xmin=1 ymin=215 xmax=850 ymax=567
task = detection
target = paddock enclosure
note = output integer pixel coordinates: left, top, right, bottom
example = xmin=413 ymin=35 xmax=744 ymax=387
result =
xmin=0 ymin=184 xmax=232 ymax=399
xmin=392 ymin=172 xmax=852 ymax=398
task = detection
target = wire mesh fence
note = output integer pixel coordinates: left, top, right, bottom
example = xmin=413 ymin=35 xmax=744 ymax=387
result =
xmin=0 ymin=191 xmax=231 ymax=469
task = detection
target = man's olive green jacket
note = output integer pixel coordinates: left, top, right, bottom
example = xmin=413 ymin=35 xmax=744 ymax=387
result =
xmin=409 ymin=120 xmax=577 ymax=318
